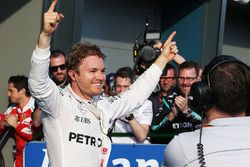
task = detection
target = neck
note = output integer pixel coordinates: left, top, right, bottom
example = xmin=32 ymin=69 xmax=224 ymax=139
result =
xmin=160 ymin=90 xmax=169 ymax=97
xmin=18 ymin=96 xmax=30 ymax=108
xmin=53 ymin=78 xmax=67 ymax=87
xmin=206 ymin=106 xmax=246 ymax=122
xmin=59 ymin=81 xmax=66 ymax=87
xmin=70 ymin=82 xmax=93 ymax=101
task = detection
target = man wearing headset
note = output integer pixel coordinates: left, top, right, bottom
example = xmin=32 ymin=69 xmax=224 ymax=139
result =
xmin=164 ymin=55 xmax=250 ymax=167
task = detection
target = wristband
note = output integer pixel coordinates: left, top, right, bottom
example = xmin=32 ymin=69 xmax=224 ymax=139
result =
xmin=183 ymin=108 xmax=192 ymax=117
xmin=125 ymin=113 xmax=134 ymax=121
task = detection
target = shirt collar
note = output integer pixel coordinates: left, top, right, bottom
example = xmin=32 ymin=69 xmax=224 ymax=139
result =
xmin=208 ymin=116 xmax=250 ymax=127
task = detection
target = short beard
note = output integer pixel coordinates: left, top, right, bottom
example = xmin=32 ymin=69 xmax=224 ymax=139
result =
xmin=52 ymin=77 xmax=66 ymax=86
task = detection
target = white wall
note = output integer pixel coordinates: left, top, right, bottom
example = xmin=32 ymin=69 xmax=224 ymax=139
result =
xmin=223 ymin=44 xmax=250 ymax=63
xmin=0 ymin=1 xmax=43 ymax=166
xmin=222 ymin=1 xmax=250 ymax=65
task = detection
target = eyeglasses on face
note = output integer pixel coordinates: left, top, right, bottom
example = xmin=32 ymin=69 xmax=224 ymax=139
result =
xmin=178 ymin=77 xmax=197 ymax=82
xmin=160 ymin=77 xmax=176 ymax=81
xmin=49 ymin=64 xmax=67 ymax=72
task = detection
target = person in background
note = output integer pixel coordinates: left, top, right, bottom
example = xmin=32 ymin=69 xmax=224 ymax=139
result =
xmin=111 ymin=66 xmax=152 ymax=144
xmin=49 ymin=49 xmax=69 ymax=88
xmin=28 ymin=0 xmax=178 ymax=166
xmin=150 ymin=61 xmax=202 ymax=144
xmin=4 ymin=75 xmax=35 ymax=167
xmin=164 ymin=55 xmax=250 ymax=167
xmin=103 ymin=73 xmax=116 ymax=96
xmin=148 ymin=52 xmax=185 ymax=144
xmin=197 ymin=64 xmax=203 ymax=81
xmin=149 ymin=64 xmax=178 ymax=144
xmin=174 ymin=61 xmax=201 ymax=115
xmin=170 ymin=61 xmax=202 ymax=129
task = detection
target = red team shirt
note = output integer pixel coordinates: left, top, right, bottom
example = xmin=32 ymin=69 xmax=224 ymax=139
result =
xmin=5 ymin=97 xmax=35 ymax=167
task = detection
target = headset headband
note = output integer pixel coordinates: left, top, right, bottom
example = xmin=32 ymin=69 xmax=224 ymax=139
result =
xmin=189 ymin=55 xmax=248 ymax=113
xmin=202 ymin=55 xmax=248 ymax=81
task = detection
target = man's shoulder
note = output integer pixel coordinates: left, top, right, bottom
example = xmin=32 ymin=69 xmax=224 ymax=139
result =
xmin=148 ymin=91 xmax=160 ymax=101
xmin=98 ymin=94 xmax=122 ymax=104
xmin=4 ymin=104 xmax=18 ymax=114
xmin=175 ymin=128 xmax=201 ymax=141
xmin=149 ymin=91 xmax=160 ymax=97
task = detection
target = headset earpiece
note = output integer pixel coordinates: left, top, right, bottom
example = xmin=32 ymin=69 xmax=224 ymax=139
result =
xmin=189 ymin=81 xmax=212 ymax=114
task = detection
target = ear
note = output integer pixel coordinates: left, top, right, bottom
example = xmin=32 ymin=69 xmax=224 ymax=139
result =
xmin=68 ymin=70 xmax=76 ymax=82
xmin=20 ymin=88 xmax=27 ymax=96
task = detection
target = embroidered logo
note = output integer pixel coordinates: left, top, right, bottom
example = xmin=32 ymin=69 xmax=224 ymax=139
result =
xmin=74 ymin=115 xmax=91 ymax=124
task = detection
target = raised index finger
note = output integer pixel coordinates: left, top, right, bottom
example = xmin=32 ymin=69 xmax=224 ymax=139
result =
xmin=163 ymin=31 xmax=176 ymax=47
xmin=48 ymin=0 xmax=58 ymax=12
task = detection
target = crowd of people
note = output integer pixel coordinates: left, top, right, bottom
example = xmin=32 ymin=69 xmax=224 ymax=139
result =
xmin=0 ymin=0 xmax=249 ymax=167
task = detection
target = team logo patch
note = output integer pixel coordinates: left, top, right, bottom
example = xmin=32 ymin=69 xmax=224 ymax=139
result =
xmin=107 ymin=95 xmax=121 ymax=104
xmin=101 ymin=147 xmax=108 ymax=155
xmin=74 ymin=115 xmax=91 ymax=124
xmin=22 ymin=114 xmax=27 ymax=119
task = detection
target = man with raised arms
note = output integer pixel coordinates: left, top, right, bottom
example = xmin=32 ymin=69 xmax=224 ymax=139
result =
xmin=28 ymin=0 xmax=178 ymax=166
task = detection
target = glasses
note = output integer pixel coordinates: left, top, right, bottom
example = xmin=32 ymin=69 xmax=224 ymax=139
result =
xmin=178 ymin=77 xmax=197 ymax=82
xmin=160 ymin=77 xmax=175 ymax=81
xmin=49 ymin=64 xmax=67 ymax=72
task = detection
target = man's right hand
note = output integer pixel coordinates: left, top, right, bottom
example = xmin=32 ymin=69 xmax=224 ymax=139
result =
xmin=43 ymin=0 xmax=64 ymax=36
xmin=5 ymin=114 xmax=18 ymax=128
xmin=154 ymin=31 xmax=178 ymax=70
xmin=39 ymin=0 xmax=64 ymax=48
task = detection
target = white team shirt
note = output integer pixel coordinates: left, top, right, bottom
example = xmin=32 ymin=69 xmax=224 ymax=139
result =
xmin=28 ymin=46 xmax=162 ymax=167
xmin=112 ymin=100 xmax=152 ymax=144
xmin=164 ymin=117 xmax=250 ymax=167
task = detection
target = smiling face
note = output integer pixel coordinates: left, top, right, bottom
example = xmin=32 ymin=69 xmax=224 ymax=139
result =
xmin=178 ymin=68 xmax=198 ymax=96
xmin=68 ymin=55 xmax=106 ymax=100
xmin=115 ymin=76 xmax=132 ymax=94
xmin=159 ymin=68 xmax=176 ymax=96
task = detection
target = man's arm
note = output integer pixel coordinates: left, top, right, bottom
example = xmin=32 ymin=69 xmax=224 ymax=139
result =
xmin=108 ymin=32 xmax=178 ymax=120
xmin=28 ymin=0 xmax=64 ymax=117
xmin=32 ymin=107 xmax=42 ymax=127
xmin=173 ymin=53 xmax=185 ymax=64
xmin=127 ymin=119 xmax=150 ymax=142
xmin=126 ymin=101 xmax=153 ymax=142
